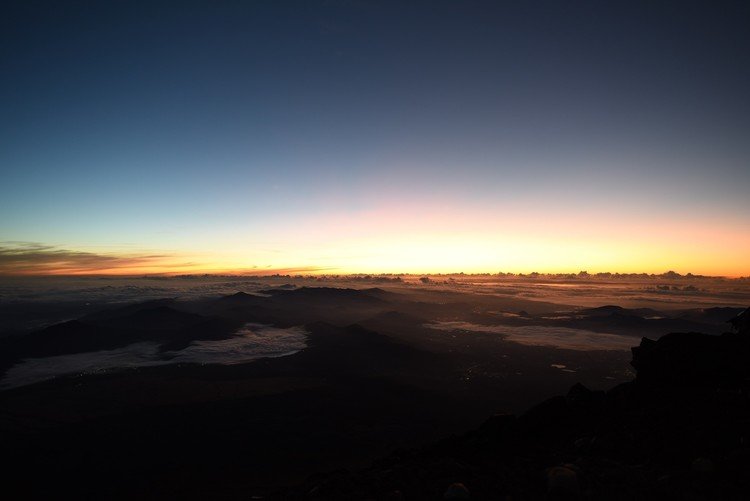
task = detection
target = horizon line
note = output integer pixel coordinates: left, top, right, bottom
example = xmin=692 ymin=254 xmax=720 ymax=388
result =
xmin=1 ymin=270 xmax=747 ymax=280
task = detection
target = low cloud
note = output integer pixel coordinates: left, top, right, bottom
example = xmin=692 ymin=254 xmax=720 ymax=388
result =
xmin=424 ymin=321 xmax=635 ymax=351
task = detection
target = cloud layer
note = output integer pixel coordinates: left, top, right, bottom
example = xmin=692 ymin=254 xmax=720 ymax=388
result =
xmin=0 ymin=242 xmax=328 ymax=276
xmin=0 ymin=242 xmax=178 ymax=275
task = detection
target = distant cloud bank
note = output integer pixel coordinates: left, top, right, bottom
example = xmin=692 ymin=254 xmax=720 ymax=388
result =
xmin=0 ymin=242 xmax=178 ymax=275
xmin=0 ymin=242 xmax=331 ymax=276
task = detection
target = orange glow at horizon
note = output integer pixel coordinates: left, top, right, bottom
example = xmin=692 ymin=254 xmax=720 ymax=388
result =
xmin=2 ymin=200 xmax=748 ymax=277
xmin=3 ymin=231 xmax=748 ymax=278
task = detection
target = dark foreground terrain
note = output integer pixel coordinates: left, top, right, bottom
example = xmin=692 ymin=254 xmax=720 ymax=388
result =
xmin=277 ymin=308 xmax=750 ymax=500
xmin=0 ymin=279 xmax=748 ymax=499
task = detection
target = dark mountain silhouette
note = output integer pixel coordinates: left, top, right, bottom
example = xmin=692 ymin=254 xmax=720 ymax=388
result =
xmin=678 ymin=306 xmax=747 ymax=325
xmin=154 ymin=315 xmax=243 ymax=352
xmin=0 ymin=288 xmax=399 ymax=376
xmin=94 ymin=305 xmax=205 ymax=331
xmin=359 ymin=287 xmax=395 ymax=297
xmin=215 ymin=291 xmax=265 ymax=304
xmin=0 ymin=305 xmax=241 ymax=374
xmin=0 ymin=320 xmax=112 ymax=363
xmin=577 ymin=305 xmax=660 ymax=317
xmin=204 ymin=287 xmax=396 ymax=327
xmin=547 ymin=307 xmax=725 ymax=336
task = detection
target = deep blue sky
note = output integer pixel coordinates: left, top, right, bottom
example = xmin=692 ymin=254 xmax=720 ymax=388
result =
xmin=1 ymin=1 xmax=749 ymax=274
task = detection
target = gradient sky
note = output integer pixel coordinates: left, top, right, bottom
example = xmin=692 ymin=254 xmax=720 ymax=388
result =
xmin=2 ymin=0 xmax=749 ymax=275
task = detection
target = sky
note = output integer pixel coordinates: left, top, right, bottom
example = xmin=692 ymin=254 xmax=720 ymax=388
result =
xmin=1 ymin=0 xmax=749 ymax=276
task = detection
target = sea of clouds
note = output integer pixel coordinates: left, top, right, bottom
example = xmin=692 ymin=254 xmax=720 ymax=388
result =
xmin=0 ymin=323 xmax=308 ymax=390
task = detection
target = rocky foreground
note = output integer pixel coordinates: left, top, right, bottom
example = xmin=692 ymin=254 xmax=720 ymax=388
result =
xmin=276 ymin=309 xmax=750 ymax=500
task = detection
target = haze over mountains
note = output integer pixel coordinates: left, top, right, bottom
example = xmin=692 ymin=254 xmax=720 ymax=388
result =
xmin=1 ymin=275 xmax=747 ymax=388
